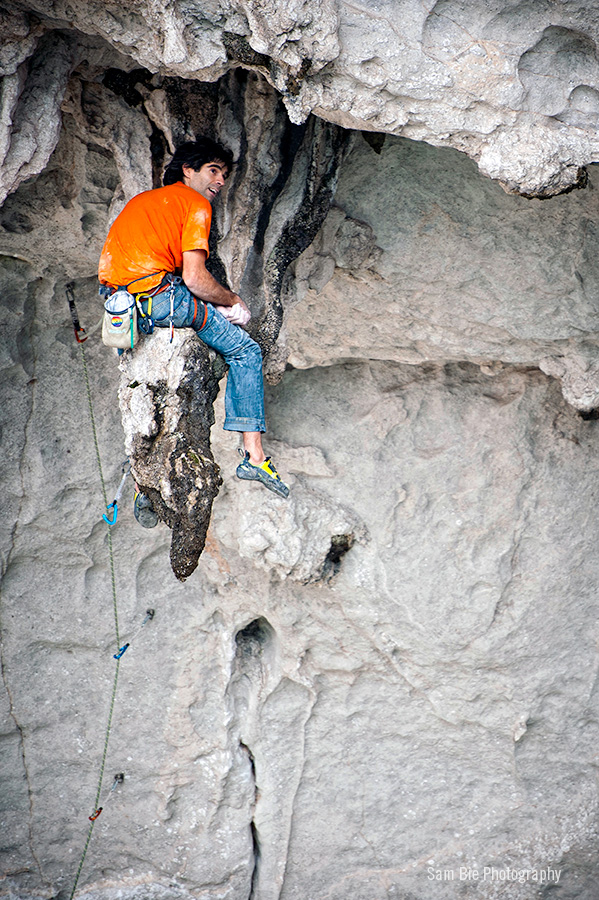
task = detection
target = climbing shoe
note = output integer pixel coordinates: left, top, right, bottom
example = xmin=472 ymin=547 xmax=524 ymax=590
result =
xmin=236 ymin=451 xmax=290 ymax=499
xmin=133 ymin=490 xmax=158 ymax=528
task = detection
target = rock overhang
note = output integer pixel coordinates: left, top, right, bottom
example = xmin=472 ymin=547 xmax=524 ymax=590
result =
xmin=4 ymin=0 xmax=599 ymax=199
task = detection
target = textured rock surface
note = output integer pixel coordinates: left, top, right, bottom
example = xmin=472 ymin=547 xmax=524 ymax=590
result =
xmin=2 ymin=4 xmax=599 ymax=900
xmin=6 ymin=0 xmax=599 ymax=196
xmin=281 ymin=134 xmax=599 ymax=410
xmin=261 ymin=361 xmax=599 ymax=900
xmin=118 ymin=330 xmax=223 ymax=581
xmin=4 ymin=326 xmax=599 ymax=899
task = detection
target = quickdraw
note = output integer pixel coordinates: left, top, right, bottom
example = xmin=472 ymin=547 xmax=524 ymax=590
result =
xmin=102 ymin=460 xmax=131 ymax=525
xmin=113 ymin=643 xmax=129 ymax=661
xmin=66 ymin=282 xmax=87 ymax=343
xmin=136 ymin=293 xmax=154 ymax=335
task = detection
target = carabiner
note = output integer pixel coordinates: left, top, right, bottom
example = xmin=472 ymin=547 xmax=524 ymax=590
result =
xmin=103 ymin=502 xmax=118 ymax=525
xmin=113 ymin=643 xmax=129 ymax=660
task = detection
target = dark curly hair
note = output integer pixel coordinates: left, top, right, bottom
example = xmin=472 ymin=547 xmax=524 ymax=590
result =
xmin=163 ymin=137 xmax=234 ymax=186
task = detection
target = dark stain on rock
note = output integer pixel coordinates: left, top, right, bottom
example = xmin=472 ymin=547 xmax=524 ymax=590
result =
xmin=285 ymin=57 xmax=312 ymax=96
xmin=102 ymin=67 xmax=153 ymax=107
xmin=222 ymin=32 xmax=272 ymax=71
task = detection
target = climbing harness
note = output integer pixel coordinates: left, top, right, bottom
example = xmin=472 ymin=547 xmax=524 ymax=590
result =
xmin=144 ymin=272 xmax=178 ymax=343
xmin=100 ymin=272 xmax=200 ymax=347
xmin=100 ymin=271 xmax=170 ymax=347
xmin=102 ymin=460 xmax=131 ymax=525
xmin=64 ymin=285 xmax=155 ymax=900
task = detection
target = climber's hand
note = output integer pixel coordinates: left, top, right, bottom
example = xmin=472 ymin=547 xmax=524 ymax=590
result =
xmin=229 ymin=301 xmax=251 ymax=326
xmin=215 ymin=299 xmax=251 ymax=326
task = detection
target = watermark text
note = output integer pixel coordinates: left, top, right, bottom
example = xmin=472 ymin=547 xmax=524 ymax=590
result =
xmin=427 ymin=866 xmax=561 ymax=884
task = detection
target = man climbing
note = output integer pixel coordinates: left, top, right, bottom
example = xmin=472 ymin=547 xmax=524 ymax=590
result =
xmin=98 ymin=137 xmax=289 ymax=526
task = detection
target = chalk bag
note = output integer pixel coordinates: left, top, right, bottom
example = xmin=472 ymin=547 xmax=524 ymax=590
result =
xmin=102 ymin=290 xmax=139 ymax=350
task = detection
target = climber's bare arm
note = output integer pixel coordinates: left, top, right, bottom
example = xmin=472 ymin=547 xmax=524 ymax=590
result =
xmin=182 ymin=248 xmax=248 ymax=312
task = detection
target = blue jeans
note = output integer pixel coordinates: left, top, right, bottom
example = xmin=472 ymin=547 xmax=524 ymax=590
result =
xmin=146 ymin=281 xmax=265 ymax=433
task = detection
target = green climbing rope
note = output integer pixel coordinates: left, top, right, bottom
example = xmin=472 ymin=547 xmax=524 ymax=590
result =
xmin=78 ymin=340 xmax=121 ymax=648
xmin=68 ymin=339 xmax=122 ymax=900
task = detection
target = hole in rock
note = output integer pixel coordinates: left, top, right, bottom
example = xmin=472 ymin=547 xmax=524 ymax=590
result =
xmin=361 ymin=131 xmax=386 ymax=154
xmin=235 ymin=617 xmax=275 ymax=659
xmin=322 ymin=533 xmax=355 ymax=580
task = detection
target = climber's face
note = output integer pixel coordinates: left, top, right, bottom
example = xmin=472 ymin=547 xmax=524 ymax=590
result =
xmin=182 ymin=161 xmax=229 ymax=203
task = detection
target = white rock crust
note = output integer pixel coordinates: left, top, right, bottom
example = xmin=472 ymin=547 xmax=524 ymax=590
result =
xmin=0 ymin=28 xmax=76 ymax=204
xmin=118 ymin=331 xmax=189 ymax=456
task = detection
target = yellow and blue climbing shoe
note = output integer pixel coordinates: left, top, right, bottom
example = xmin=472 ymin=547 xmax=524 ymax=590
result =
xmin=133 ymin=490 xmax=158 ymax=528
xmin=236 ymin=451 xmax=290 ymax=499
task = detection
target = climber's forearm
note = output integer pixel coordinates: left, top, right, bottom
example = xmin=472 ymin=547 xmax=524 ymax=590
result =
xmin=181 ymin=249 xmax=239 ymax=306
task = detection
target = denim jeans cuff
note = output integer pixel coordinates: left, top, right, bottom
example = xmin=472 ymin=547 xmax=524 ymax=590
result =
xmin=223 ymin=417 xmax=266 ymax=433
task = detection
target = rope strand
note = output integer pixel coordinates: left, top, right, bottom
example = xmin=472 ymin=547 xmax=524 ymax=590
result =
xmin=79 ymin=344 xmax=121 ymax=649
xmin=68 ymin=341 xmax=122 ymax=900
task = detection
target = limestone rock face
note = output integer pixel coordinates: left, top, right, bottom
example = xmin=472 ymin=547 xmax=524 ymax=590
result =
xmin=7 ymin=0 xmax=599 ymax=196
xmin=3 ymin=4 xmax=599 ymax=900
xmin=281 ymin=134 xmax=599 ymax=411
xmin=0 ymin=21 xmax=76 ymax=205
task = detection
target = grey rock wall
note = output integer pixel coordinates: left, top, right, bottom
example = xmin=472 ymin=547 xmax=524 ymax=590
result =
xmin=281 ymin=134 xmax=599 ymax=411
xmin=2 ymin=4 xmax=599 ymax=900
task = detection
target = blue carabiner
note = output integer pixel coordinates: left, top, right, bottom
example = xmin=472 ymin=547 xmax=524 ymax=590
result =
xmin=113 ymin=643 xmax=129 ymax=660
xmin=103 ymin=502 xmax=118 ymax=525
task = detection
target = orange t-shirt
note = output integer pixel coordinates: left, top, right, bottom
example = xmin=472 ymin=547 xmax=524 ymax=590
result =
xmin=98 ymin=182 xmax=212 ymax=293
